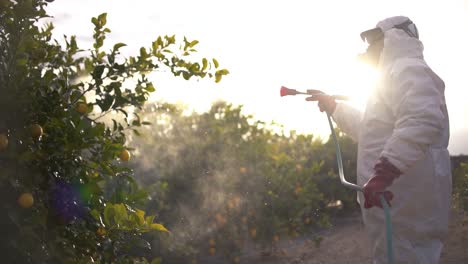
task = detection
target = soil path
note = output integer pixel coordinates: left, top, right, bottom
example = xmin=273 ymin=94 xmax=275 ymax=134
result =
xmin=243 ymin=209 xmax=467 ymax=264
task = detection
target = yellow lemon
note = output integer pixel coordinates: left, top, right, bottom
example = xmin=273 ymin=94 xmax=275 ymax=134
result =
xmin=18 ymin=192 xmax=34 ymax=208
xmin=209 ymin=247 xmax=216 ymax=256
xmin=241 ymin=216 xmax=248 ymax=224
xmin=119 ymin=149 xmax=131 ymax=161
xmin=249 ymin=228 xmax=257 ymax=238
xmin=208 ymin=238 xmax=216 ymax=247
xmin=215 ymin=213 xmax=227 ymax=226
xmin=294 ymin=186 xmax=302 ymax=195
xmin=239 ymin=167 xmax=247 ymax=174
xmin=96 ymin=227 xmax=106 ymax=236
xmin=0 ymin=134 xmax=8 ymax=150
xmin=76 ymin=102 xmax=88 ymax=114
xmin=30 ymin=124 xmax=43 ymax=140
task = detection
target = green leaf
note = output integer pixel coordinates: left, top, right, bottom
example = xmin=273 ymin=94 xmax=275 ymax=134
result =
xmin=151 ymin=258 xmax=162 ymax=264
xmin=213 ymin=58 xmax=219 ymax=68
xmin=16 ymin=58 xmax=28 ymax=66
xmin=145 ymin=215 xmax=155 ymax=225
xmin=118 ymin=109 xmax=128 ymax=117
xmin=84 ymin=59 xmax=93 ymax=73
xmin=165 ymin=35 xmax=176 ymax=44
xmin=215 ymin=74 xmax=222 ymax=83
xmin=132 ymin=129 xmax=141 ymax=136
xmin=150 ymin=223 xmax=169 ymax=232
xmin=145 ymin=83 xmax=156 ymax=92
xmin=182 ymin=72 xmax=190 ymax=80
xmin=93 ymin=123 xmax=106 ymax=137
xmin=91 ymin=17 xmax=98 ymax=27
xmin=189 ymin=40 xmax=199 ymax=47
xmin=113 ymin=42 xmax=127 ymax=52
xmin=202 ymin=58 xmax=208 ymax=71
xmin=216 ymin=69 xmax=230 ymax=75
xmin=100 ymin=162 xmax=114 ymax=175
xmin=42 ymin=70 xmax=55 ymax=83
xmin=103 ymin=206 xmax=116 ymax=226
xmin=92 ymin=65 xmax=105 ymax=79
xmin=97 ymin=95 xmax=114 ymax=111
xmin=140 ymin=47 xmax=148 ymax=58
xmin=156 ymin=36 xmax=163 ymax=46
xmin=189 ymin=63 xmax=200 ymax=73
xmin=134 ymin=209 xmax=145 ymax=225
xmin=113 ymin=204 xmax=128 ymax=225
xmin=90 ymin=209 xmax=101 ymax=221
xmin=98 ymin=13 xmax=107 ymax=26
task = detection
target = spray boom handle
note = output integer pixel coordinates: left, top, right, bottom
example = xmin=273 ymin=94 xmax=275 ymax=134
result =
xmin=306 ymin=89 xmax=349 ymax=101
xmin=331 ymin=95 xmax=350 ymax=101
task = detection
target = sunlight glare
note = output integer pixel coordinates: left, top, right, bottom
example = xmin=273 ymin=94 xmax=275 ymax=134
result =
xmin=340 ymin=61 xmax=380 ymax=111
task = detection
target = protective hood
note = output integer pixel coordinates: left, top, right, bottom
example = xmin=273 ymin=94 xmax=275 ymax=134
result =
xmin=376 ymin=16 xmax=424 ymax=71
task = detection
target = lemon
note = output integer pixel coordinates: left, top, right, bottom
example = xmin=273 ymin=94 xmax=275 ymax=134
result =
xmin=96 ymin=227 xmax=106 ymax=236
xmin=30 ymin=124 xmax=43 ymax=140
xmin=250 ymin=228 xmax=257 ymax=238
xmin=208 ymin=238 xmax=216 ymax=247
xmin=273 ymin=235 xmax=280 ymax=242
xmin=209 ymin=247 xmax=216 ymax=256
xmin=18 ymin=192 xmax=34 ymax=208
xmin=119 ymin=149 xmax=131 ymax=161
xmin=0 ymin=134 xmax=8 ymax=150
xmin=76 ymin=102 xmax=88 ymax=114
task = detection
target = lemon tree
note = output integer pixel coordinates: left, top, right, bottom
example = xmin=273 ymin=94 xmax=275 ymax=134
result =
xmin=130 ymin=102 xmax=357 ymax=262
xmin=453 ymin=160 xmax=468 ymax=212
xmin=0 ymin=0 xmax=227 ymax=263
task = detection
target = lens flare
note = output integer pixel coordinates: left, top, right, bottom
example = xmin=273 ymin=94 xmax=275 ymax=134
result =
xmin=50 ymin=180 xmax=87 ymax=223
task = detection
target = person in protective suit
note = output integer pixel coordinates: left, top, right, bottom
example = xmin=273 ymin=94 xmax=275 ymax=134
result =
xmin=307 ymin=16 xmax=451 ymax=263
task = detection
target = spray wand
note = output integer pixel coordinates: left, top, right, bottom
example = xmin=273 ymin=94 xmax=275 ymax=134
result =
xmin=280 ymin=85 xmax=394 ymax=264
xmin=280 ymin=86 xmax=359 ymax=190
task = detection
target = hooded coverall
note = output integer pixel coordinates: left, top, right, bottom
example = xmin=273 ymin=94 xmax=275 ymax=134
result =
xmin=332 ymin=16 xmax=451 ymax=263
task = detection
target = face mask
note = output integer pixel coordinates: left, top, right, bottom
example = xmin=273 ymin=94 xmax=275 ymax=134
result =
xmin=358 ymin=27 xmax=384 ymax=67
xmin=357 ymin=20 xmax=419 ymax=67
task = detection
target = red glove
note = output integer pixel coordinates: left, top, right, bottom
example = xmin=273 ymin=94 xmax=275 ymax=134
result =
xmin=305 ymin=92 xmax=337 ymax=114
xmin=363 ymin=157 xmax=402 ymax=209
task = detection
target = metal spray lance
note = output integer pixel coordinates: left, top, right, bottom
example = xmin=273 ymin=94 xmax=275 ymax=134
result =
xmin=280 ymin=85 xmax=395 ymax=264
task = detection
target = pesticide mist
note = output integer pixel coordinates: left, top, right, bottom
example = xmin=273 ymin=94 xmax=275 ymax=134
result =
xmin=127 ymin=101 xmax=358 ymax=263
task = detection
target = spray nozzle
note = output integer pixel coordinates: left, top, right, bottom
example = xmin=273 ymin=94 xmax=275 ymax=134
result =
xmin=280 ymin=86 xmax=305 ymax=97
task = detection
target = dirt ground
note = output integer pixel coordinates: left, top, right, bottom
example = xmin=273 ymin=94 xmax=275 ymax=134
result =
xmin=243 ymin=209 xmax=468 ymax=264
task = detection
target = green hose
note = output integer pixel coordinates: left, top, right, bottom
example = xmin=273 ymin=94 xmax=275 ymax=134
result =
xmin=380 ymin=196 xmax=394 ymax=264
xmin=326 ymin=113 xmax=394 ymax=264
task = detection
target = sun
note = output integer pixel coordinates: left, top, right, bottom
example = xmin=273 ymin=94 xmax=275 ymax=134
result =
xmin=334 ymin=60 xmax=380 ymax=112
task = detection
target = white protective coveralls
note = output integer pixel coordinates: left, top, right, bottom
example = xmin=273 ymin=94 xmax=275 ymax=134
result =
xmin=332 ymin=16 xmax=452 ymax=263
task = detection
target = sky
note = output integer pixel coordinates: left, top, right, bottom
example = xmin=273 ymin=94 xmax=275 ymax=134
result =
xmin=44 ymin=0 xmax=468 ymax=155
